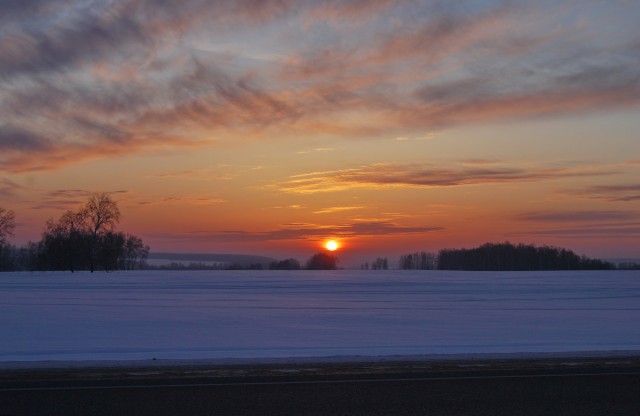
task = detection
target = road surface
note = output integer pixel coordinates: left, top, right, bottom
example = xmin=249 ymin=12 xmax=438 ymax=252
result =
xmin=1 ymin=357 xmax=639 ymax=415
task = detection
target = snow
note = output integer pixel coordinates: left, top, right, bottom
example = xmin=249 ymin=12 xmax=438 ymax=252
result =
xmin=1 ymin=270 xmax=639 ymax=365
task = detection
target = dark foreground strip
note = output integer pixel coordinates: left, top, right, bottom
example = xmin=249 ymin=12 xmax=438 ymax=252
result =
xmin=2 ymin=364 xmax=639 ymax=416
xmin=2 ymin=371 xmax=639 ymax=392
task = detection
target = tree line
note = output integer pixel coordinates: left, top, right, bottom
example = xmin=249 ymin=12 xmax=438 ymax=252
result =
xmin=269 ymin=253 xmax=338 ymax=270
xmin=1 ymin=204 xmax=621 ymax=274
xmin=396 ymin=242 xmax=614 ymax=271
xmin=0 ymin=194 xmax=149 ymax=272
xmin=361 ymin=257 xmax=389 ymax=270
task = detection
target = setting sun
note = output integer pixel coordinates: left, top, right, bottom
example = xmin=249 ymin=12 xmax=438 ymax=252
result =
xmin=325 ymin=240 xmax=339 ymax=251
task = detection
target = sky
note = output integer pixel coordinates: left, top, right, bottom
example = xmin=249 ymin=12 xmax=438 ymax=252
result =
xmin=1 ymin=0 xmax=639 ymax=266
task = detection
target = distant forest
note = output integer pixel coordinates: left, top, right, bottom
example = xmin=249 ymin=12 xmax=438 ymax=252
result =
xmin=438 ymin=242 xmax=615 ymax=270
xmin=391 ymin=242 xmax=618 ymax=271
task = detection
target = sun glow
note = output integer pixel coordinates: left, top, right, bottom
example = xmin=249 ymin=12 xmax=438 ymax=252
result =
xmin=325 ymin=240 xmax=339 ymax=251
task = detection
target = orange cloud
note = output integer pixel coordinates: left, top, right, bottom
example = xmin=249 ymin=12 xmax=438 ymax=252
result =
xmin=275 ymin=162 xmax=618 ymax=194
xmin=313 ymin=206 xmax=364 ymax=214
xmin=150 ymin=221 xmax=443 ymax=243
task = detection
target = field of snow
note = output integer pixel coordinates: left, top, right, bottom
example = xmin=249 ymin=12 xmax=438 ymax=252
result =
xmin=1 ymin=270 xmax=639 ymax=364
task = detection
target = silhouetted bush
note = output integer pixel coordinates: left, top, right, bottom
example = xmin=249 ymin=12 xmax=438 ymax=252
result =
xmin=305 ymin=252 xmax=338 ymax=270
xmin=269 ymin=258 xmax=302 ymax=270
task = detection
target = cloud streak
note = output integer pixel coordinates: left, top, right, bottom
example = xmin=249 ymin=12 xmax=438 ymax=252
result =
xmin=512 ymin=224 xmax=640 ymax=239
xmin=562 ymin=184 xmax=640 ymax=202
xmin=139 ymin=197 xmax=227 ymax=207
xmin=274 ymin=162 xmax=616 ymax=194
xmin=155 ymin=221 xmax=442 ymax=243
xmin=0 ymin=178 xmax=23 ymax=198
xmin=32 ymin=189 xmax=129 ymax=210
xmin=145 ymin=167 xmax=234 ymax=181
xmin=313 ymin=206 xmax=364 ymax=214
xmin=515 ymin=210 xmax=638 ymax=223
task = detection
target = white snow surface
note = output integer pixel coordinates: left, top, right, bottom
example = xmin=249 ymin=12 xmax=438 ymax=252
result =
xmin=1 ymin=270 xmax=639 ymax=365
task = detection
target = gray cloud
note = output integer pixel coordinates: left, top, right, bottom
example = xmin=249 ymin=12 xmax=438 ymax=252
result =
xmin=563 ymin=184 xmax=640 ymax=202
xmin=0 ymin=10 xmax=148 ymax=79
xmin=1 ymin=1 xmax=639 ymax=172
xmin=33 ymin=189 xmax=128 ymax=210
xmin=0 ymin=125 xmax=52 ymax=152
xmin=0 ymin=0 xmax=301 ymax=79
xmin=512 ymin=224 xmax=640 ymax=239
xmin=0 ymin=0 xmax=66 ymax=27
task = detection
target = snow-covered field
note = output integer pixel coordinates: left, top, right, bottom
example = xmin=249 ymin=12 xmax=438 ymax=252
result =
xmin=1 ymin=270 xmax=639 ymax=364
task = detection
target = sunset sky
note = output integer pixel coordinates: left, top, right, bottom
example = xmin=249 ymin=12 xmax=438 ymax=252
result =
xmin=1 ymin=0 xmax=639 ymax=266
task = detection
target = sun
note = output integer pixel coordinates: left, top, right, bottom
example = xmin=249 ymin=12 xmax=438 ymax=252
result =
xmin=325 ymin=240 xmax=339 ymax=251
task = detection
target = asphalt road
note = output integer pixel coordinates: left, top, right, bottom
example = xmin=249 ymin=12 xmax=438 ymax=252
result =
xmin=1 ymin=358 xmax=639 ymax=415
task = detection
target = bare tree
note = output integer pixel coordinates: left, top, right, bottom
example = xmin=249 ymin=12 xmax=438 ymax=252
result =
xmin=84 ymin=193 xmax=121 ymax=236
xmin=0 ymin=207 xmax=16 ymax=244
xmin=123 ymin=234 xmax=150 ymax=270
xmin=0 ymin=208 xmax=16 ymax=270
xmin=83 ymin=193 xmax=121 ymax=272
